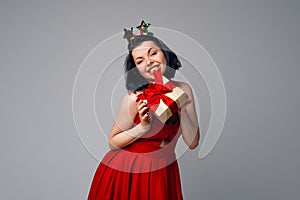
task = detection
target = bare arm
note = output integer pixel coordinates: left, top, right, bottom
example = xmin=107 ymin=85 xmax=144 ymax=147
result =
xmin=178 ymin=82 xmax=200 ymax=149
xmin=108 ymin=92 xmax=151 ymax=150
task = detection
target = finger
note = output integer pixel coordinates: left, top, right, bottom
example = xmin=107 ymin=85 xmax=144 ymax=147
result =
xmin=139 ymin=106 xmax=149 ymax=116
xmin=137 ymin=104 xmax=147 ymax=112
xmin=136 ymin=99 xmax=142 ymax=107
xmin=137 ymin=101 xmax=148 ymax=111
xmin=181 ymin=93 xmax=189 ymax=102
xmin=141 ymin=113 xmax=151 ymax=122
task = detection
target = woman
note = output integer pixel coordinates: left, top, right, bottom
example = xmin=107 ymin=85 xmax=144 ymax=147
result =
xmin=88 ymin=22 xmax=200 ymax=200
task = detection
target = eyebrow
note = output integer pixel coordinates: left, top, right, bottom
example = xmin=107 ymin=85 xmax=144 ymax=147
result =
xmin=135 ymin=47 xmax=154 ymax=61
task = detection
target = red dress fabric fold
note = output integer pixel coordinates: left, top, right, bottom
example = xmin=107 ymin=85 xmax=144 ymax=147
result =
xmin=88 ymin=81 xmax=183 ymax=200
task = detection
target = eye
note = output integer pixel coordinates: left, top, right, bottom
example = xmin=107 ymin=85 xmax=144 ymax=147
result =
xmin=150 ymin=51 xmax=157 ymax=56
xmin=136 ymin=60 xmax=143 ymax=65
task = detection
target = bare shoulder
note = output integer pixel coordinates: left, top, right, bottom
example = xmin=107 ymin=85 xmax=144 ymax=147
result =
xmin=121 ymin=90 xmax=139 ymax=109
xmin=174 ymin=81 xmax=193 ymax=95
xmin=114 ymin=91 xmax=139 ymax=127
xmin=123 ymin=90 xmax=137 ymax=102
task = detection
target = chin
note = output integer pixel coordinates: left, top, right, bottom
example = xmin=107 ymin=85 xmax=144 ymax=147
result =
xmin=160 ymin=68 xmax=166 ymax=75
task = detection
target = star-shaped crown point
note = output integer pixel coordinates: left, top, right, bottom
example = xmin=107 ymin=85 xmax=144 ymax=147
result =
xmin=123 ymin=20 xmax=153 ymax=41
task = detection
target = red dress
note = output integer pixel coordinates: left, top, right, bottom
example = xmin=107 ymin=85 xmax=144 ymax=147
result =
xmin=88 ymin=81 xmax=183 ymax=200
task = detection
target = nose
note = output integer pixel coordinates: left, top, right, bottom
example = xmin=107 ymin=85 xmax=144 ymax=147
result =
xmin=145 ymin=56 xmax=154 ymax=66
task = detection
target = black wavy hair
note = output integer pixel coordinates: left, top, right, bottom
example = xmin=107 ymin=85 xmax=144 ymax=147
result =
xmin=124 ymin=35 xmax=182 ymax=92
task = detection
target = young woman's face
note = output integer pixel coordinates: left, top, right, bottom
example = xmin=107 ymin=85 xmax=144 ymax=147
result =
xmin=131 ymin=41 xmax=167 ymax=82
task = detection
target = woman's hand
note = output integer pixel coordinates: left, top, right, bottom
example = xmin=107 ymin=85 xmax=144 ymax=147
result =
xmin=108 ymin=93 xmax=151 ymax=150
xmin=136 ymin=99 xmax=152 ymax=131
xmin=180 ymin=92 xmax=192 ymax=111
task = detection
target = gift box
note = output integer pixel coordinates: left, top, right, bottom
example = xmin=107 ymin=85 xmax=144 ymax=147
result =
xmin=138 ymin=70 xmax=188 ymax=123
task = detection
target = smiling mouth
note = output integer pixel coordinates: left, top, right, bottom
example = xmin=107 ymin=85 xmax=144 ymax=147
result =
xmin=148 ymin=65 xmax=160 ymax=73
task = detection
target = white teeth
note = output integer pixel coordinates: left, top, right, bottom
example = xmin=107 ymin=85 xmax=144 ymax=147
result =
xmin=149 ymin=66 xmax=159 ymax=73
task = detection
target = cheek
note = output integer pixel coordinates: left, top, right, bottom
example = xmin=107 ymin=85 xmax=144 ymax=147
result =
xmin=161 ymin=65 xmax=167 ymax=74
xmin=163 ymin=57 xmax=167 ymax=65
xmin=159 ymin=54 xmax=166 ymax=65
xmin=135 ymin=66 xmax=144 ymax=74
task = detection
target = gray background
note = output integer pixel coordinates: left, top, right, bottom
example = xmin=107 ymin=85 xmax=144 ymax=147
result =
xmin=1 ymin=0 xmax=299 ymax=199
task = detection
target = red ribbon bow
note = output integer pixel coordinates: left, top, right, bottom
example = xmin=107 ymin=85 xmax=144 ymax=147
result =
xmin=137 ymin=70 xmax=178 ymax=117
